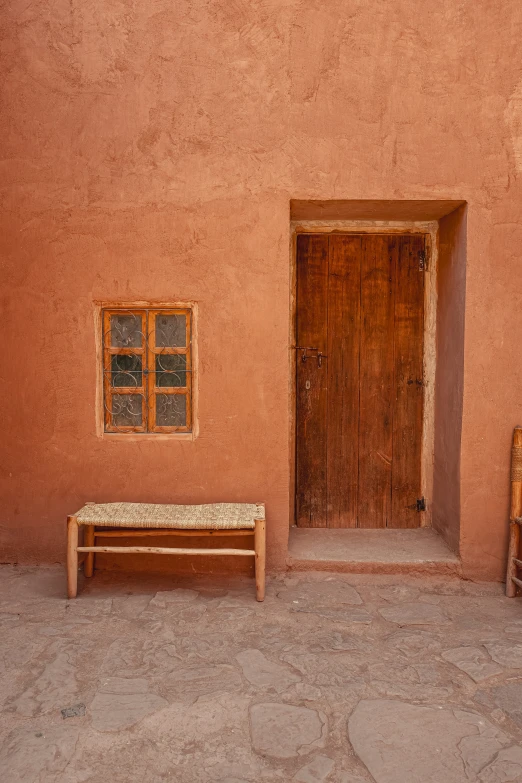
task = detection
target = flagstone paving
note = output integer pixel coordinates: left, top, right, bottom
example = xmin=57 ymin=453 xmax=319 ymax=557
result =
xmin=2 ymin=566 xmax=522 ymax=782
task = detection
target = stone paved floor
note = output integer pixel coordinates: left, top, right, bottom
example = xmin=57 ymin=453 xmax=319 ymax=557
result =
xmin=2 ymin=567 xmax=522 ymax=782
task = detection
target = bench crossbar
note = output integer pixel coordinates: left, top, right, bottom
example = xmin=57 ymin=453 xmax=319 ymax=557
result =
xmin=77 ymin=546 xmax=256 ymax=556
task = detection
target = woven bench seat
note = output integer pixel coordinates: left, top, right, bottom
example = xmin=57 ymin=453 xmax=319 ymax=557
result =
xmin=75 ymin=502 xmax=264 ymax=530
xmin=67 ymin=501 xmax=266 ymax=601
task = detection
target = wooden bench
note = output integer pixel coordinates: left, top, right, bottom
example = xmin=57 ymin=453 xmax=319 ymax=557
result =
xmin=67 ymin=502 xmax=266 ymax=601
xmin=507 ymin=427 xmax=522 ymax=596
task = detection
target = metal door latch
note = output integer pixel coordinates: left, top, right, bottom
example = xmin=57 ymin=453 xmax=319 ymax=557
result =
xmin=295 ymin=346 xmax=328 ymax=367
xmin=416 ymin=497 xmax=426 ymax=512
xmin=407 ymin=497 xmax=426 ymax=511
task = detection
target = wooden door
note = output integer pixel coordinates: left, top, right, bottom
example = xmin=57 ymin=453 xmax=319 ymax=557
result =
xmin=295 ymin=233 xmax=425 ymax=529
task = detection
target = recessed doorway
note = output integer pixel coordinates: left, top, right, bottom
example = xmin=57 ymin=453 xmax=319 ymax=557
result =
xmin=295 ymin=232 xmax=426 ymax=529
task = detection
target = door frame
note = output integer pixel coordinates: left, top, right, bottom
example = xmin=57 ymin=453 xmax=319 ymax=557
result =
xmin=289 ymin=220 xmax=438 ymax=529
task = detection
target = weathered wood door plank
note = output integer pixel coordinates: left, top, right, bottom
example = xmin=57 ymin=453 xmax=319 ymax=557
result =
xmin=296 ymin=234 xmax=329 ymax=527
xmin=327 ymin=235 xmax=361 ymax=528
xmin=391 ymin=235 xmax=425 ymax=528
xmin=357 ymin=235 xmax=397 ymax=528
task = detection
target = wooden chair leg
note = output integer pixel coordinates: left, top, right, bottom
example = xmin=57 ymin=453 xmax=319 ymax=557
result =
xmin=67 ymin=516 xmax=79 ymax=599
xmin=506 ymin=523 xmax=519 ymax=597
xmin=507 ymin=427 xmax=522 ymax=596
xmin=84 ymin=525 xmax=95 ymax=577
xmin=254 ymin=518 xmax=266 ymax=602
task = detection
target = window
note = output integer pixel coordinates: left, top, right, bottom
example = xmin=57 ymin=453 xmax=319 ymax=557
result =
xmin=102 ymin=308 xmax=192 ymax=433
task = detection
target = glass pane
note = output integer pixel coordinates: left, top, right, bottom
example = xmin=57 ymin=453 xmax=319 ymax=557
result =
xmin=111 ymin=355 xmax=142 ymax=387
xmin=155 ymin=314 xmax=186 ymax=347
xmin=156 ymin=394 xmax=186 ymax=427
xmin=155 ymin=354 xmax=186 ymax=387
xmin=111 ymin=394 xmax=143 ymax=427
xmin=110 ymin=314 xmax=143 ymax=348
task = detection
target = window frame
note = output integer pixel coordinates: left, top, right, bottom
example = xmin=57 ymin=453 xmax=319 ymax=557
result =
xmin=102 ymin=307 xmax=192 ymax=434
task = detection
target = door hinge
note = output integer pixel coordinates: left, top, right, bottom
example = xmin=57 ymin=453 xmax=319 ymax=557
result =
xmin=418 ymin=250 xmax=428 ymax=271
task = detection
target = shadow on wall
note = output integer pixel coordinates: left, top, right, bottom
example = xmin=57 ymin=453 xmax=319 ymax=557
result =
xmin=433 ymin=204 xmax=467 ymax=555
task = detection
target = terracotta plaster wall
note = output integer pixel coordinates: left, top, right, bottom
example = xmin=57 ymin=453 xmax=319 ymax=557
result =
xmin=2 ymin=0 xmax=522 ymax=579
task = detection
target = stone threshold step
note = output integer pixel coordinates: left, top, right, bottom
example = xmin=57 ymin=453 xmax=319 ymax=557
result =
xmin=287 ymin=527 xmax=461 ymax=576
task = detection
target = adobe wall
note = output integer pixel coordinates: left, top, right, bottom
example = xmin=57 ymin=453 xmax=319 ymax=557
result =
xmin=2 ymin=0 xmax=522 ymax=580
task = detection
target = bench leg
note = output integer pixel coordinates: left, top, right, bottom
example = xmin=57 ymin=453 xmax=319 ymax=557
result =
xmin=84 ymin=525 xmax=95 ymax=577
xmin=254 ymin=518 xmax=266 ymax=602
xmin=67 ymin=516 xmax=79 ymax=599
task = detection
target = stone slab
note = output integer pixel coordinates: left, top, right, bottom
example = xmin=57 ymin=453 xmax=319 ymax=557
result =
xmin=90 ymin=678 xmax=168 ymax=731
xmin=379 ymin=602 xmax=450 ymax=625
xmin=236 ymin=649 xmax=301 ymax=692
xmin=348 ymin=699 xmax=509 ymax=783
xmin=250 ymin=703 xmax=327 ymax=758
xmin=442 ymin=646 xmax=504 ymax=682
xmin=294 ymin=754 xmax=335 ymax=782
